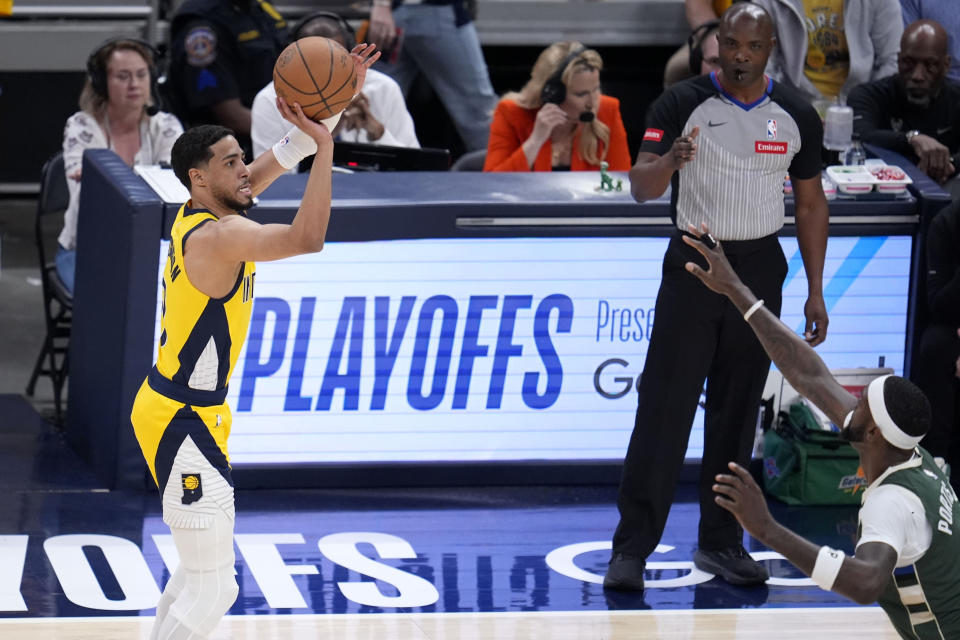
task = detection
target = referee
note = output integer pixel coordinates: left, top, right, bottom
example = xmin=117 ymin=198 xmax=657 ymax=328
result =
xmin=604 ymin=2 xmax=829 ymax=591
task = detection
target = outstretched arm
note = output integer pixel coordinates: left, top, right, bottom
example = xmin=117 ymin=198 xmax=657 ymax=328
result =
xmin=681 ymin=223 xmax=855 ymax=426
xmin=713 ymin=463 xmax=899 ymax=604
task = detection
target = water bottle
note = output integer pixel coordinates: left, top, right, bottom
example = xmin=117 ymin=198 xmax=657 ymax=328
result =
xmin=823 ymin=101 xmax=853 ymax=151
xmin=843 ymin=133 xmax=866 ymax=165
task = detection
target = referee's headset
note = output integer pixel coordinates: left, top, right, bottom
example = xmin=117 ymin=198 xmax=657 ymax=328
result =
xmin=87 ymin=37 xmax=164 ymax=116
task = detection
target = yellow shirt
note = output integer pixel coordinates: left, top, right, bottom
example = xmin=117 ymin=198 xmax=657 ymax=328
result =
xmin=0 ymin=0 xmax=13 ymax=16
xmin=155 ymin=202 xmax=256 ymax=391
xmin=713 ymin=0 xmax=733 ymax=15
xmin=802 ymin=0 xmax=849 ymax=99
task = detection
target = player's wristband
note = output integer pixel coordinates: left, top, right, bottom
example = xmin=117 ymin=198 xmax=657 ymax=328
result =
xmin=272 ymin=126 xmax=318 ymax=170
xmin=743 ymin=299 xmax=764 ymax=322
xmin=811 ymin=545 xmax=845 ymax=591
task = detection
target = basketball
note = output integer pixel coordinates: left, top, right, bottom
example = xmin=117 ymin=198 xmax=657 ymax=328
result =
xmin=273 ymin=36 xmax=357 ymax=122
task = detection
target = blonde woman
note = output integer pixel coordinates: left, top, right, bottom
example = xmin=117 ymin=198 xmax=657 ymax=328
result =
xmin=57 ymin=38 xmax=183 ymax=293
xmin=484 ymin=41 xmax=630 ymax=172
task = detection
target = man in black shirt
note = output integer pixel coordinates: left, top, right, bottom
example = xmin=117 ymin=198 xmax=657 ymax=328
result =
xmin=848 ymin=20 xmax=959 ymax=190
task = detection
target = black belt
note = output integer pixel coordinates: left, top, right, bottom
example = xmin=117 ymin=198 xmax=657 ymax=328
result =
xmin=148 ymin=367 xmax=228 ymax=407
xmin=676 ymin=229 xmax=779 ymax=254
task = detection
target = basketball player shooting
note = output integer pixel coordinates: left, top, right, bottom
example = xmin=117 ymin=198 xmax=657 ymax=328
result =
xmin=130 ymin=43 xmax=378 ymax=640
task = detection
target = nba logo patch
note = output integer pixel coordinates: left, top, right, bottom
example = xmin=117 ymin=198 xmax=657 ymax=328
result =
xmin=181 ymin=473 xmax=203 ymax=505
xmin=767 ymin=119 xmax=777 ymax=140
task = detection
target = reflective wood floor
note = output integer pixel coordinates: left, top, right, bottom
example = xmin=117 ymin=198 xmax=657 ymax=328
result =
xmin=0 ymin=608 xmax=899 ymax=640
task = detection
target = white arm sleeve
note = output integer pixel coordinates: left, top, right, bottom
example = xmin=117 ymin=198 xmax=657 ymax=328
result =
xmin=857 ymin=484 xmax=932 ymax=566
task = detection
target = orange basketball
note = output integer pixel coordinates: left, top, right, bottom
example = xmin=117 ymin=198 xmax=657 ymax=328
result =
xmin=273 ymin=36 xmax=357 ymax=122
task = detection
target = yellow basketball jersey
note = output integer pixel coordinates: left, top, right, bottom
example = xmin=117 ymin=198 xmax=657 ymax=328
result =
xmin=155 ymin=203 xmax=256 ymax=391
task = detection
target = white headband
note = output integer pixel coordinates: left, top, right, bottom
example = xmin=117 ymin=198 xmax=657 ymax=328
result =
xmin=867 ymin=375 xmax=923 ymax=450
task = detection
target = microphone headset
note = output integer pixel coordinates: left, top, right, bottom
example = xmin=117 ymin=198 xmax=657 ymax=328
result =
xmin=540 ymin=45 xmax=587 ymax=106
xmin=290 ymin=11 xmax=356 ymax=49
xmin=86 ymin=37 xmax=162 ymax=116
xmin=688 ymin=19 xmax=720 ymax=76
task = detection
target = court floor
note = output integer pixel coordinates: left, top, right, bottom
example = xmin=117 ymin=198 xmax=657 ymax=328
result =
xmin=0 ymin=394 xmax=897 ymax=638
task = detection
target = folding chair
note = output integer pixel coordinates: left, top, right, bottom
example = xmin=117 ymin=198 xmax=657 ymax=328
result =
xmin=450 ymin=149 xmax=487 ymax=172
xmin=25 ymin=152 xmax=72 ymax=425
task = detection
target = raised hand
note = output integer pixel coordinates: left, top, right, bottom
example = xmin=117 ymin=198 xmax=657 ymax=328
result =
xmin=276 ymin=96 xmax=333 ymax=146
xmin=531 ymin=103 xmax=569 ymax=145
xmin=349 ymin=43 xmax=381 ymax=98
xmin=681 ymin=222 xmax=742 ymax=296
xmin=713 ymin=462 xmax=775 ymax=541
xmin=669 ymin=126 xmax=699 ymax=170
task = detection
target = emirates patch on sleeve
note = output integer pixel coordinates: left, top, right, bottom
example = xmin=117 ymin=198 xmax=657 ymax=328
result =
xmin=643 ymin=128 xmax=664 ymax=142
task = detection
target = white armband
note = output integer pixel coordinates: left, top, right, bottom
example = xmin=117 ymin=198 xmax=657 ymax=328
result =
xmin=272 ymin=126 xmax=317 ymax=169
xmin=743 ymin=299 xmax=764 ymax=322
xmin=811 ymin=545 xmax=845 ymax=591
xmin=271 ymin=112 xmax=343 ymax=169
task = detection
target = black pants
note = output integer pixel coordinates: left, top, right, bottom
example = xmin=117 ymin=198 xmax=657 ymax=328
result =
xmin=612 ymin=232 xmax=787 ymax=558
xmin=912 ymin=323 xmax=960 ymax=490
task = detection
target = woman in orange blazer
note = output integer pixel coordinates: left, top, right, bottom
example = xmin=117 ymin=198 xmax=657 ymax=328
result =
xmin=484 ymin=41 xmax=631 ymax=172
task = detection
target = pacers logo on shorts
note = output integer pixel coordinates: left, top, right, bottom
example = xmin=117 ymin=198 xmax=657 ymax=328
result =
xmin=181 ymin=473 xmax=203 ymax=505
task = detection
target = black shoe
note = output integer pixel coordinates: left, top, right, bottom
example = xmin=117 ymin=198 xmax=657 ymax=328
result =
xmin=603 ymin=553 xmax=645 ymax=591
xmin=693 ymin=546 xmax=769 ymax=586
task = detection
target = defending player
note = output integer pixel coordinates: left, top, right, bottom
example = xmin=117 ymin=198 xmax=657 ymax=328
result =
xmin=684 ymin=223 xmax=960 ymax=639
xmin=130 ymin=44 xmax=378 ymax=640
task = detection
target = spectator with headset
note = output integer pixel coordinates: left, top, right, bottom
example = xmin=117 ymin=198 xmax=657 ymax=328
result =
xmin=663 ymin=0 xmax=734 ymax=88
xmin=58 ymin=38 xmax=183 ymax=294
xmin=483 ymin=41 xmax=630 ymax=172
xmin=251 ymin=11 xmax=419 ymax=165
xmin=166 ymin=0 xmax=289 ymax=153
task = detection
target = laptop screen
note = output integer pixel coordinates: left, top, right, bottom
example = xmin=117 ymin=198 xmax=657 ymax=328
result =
xmin=331 ymin=142 xmax=451 ymax=172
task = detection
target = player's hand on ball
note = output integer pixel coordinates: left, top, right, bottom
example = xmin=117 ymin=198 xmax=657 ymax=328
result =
xmin=277 ymin=96 xmax=333 ymax=146
xmin=350 ymin=43 xmax=381 ymax=98
xmin=713 ymin=462 xmax=775 ymax=541
xmin=670 ymin=126 xmax=699 ymax=169
xmin=681 ymin=223 xmax=740 ymax=296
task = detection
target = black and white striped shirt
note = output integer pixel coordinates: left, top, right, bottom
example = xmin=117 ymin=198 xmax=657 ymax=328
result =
xmin=641 ymin=72 xmax=822 ymax=241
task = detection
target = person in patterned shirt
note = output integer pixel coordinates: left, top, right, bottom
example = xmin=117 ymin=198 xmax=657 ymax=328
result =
xmin=58 ymin=38 xmax=183 ymax=294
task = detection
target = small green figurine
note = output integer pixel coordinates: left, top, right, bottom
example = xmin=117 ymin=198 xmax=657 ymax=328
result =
xmin=597 ymin=161 xmax=623 ymax=192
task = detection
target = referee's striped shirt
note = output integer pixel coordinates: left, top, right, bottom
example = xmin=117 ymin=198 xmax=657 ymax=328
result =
xmin=640 ymin=72 xmax=823 ymax=241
